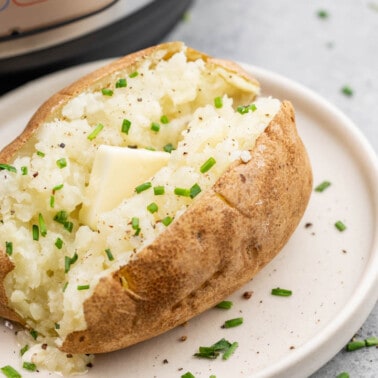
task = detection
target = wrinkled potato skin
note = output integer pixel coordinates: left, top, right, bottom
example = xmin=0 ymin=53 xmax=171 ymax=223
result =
xmin=0 ymin=42 xmax=312 ymax=354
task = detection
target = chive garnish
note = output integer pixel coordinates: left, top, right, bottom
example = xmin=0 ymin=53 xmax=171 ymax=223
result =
xmin=181 ymin=373 xmax=195 ymax=378
xmin=341 ymin=86 xmax=353 ymax=97
xmin=131 ymin=217 xmax=141 ymax=235
xmin=21 ymin=166 xmax=28 ymax=175
xmin=36 ymin=150 xmax=45 ymax=157
xmin=315 ymin=181 xmax=331 ymax=192
xmin=52 ymin=183 xmax=64 ymax=193
xmin=317 ymin=10 xmax=329 ymax=18
xmin=147 ymin=202 xmax=158 ymax=214
xmin=190 ymin=183 xmax=201 ymax=198
xmin=54 ymin=210 xmax=68 ymax=224
xmin=121 ymin=119 xmax=132 ymax=134
xmin=346 ymin=340 xmax=366 ymax=351
xmin=50 ymin=196 xmax=55 ymax=208
xmin=336 ymin=373 xmax=349 ymax=378
xmin=5 ymin=241 xmax=13 ymax=256
xmin=20 ymin=344 xmax=29 ymax=356
xmin=65 ymin=252 xmax=78 ymax=273
xmin=77 ymin=284 xmax=90 ymax=291
xmin=32 ymin=224 xmax=39 ymax=241
xmin=0 ymin=163 xmax=17 ymax=173
xmin=161 ymin=216 xmax=173 ymax=226
xmin=22 ymin=362 xmax=37 ymax=372
xmin=64 ymin=221 xmax=74 ymax=233
xmin=38 ymin=213 xmax=47 ymax=237
xmin=335 ymin=221 xmax=346 ymax=232
xmin=55 ymin=237 xmax=63 ymax=249
xmin=56 ymin=158 xmax=67 ymax=169
xmin=30 ymin=329 xmax=38 ymax=340
xmin=237 ymin=103 xmax=257 ymax=114
xmin=163 ymin=143 xmax=175 ymax=153
xmin=200 ymin=157 xmax=216 ymax=173
xmin=271 ymin=287 xmax=292 ymax=296
xmin=153 ymin=186 xmax=165 ymax=195
xmin=135 ymin=181 xmax=152 ymax=193
xmin=55 ymin=323 xmax=60 ymax=329
xmin=365 ymin=336 xmax=378 ymax=346
xmin=105 ymin=248 xmax=114 ymax=261
xmin=222 ymin=317 xmax=243 ymax=328
xmin=222 ymin=341 xmax=239 ymax=360
xmin=214 ymin=96 xmax=223 ymax=109
xmin=174 ymin=187 xmax=191 ymax=197
xmin=129 ymin=71 xmax=138 ymax=78
xmin=115 ymin=78 xmax=127 ymax=88
xmin=160 ymin=115 xmax=169 ymax=124
xmin=0 ymin=365 xmax=21 ymax=378
xmin=216 ymin=300 xmax=233 ymax=309
xmin=101 ymin=88 xmax=113 ymax=96
xmin=87 ymin=123 xmax=104 ymax=140
xmin=150 ymin=122 xmax=160 ymax=132
xmin=62 ymin=282 xmax=68 ymax=292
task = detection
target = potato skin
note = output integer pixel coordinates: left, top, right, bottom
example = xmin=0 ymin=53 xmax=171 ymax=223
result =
xmin=61 ymin=101 xmax=312 ymax=354
xmin=0 ymin=42 xmax=312 ymax=354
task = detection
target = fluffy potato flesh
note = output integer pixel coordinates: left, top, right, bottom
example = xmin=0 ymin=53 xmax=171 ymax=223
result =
xmin=0 ymin=42 xmax=311 ymax=373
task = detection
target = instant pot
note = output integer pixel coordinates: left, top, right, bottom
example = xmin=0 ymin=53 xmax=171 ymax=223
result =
xmin=0 ymin=0 xmax=192 ymax=94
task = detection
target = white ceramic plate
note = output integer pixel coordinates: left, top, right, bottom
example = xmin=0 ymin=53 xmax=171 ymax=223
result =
xmin=0 ymin=61 xmax=377 ymax=378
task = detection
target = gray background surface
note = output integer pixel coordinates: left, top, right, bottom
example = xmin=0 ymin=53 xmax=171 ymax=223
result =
xmin=163 ymin=1 xmax=378 ymax=377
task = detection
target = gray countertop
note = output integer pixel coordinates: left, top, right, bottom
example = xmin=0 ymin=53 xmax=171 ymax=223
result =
xmin=163 ymin=1 xmax=378 ymax=377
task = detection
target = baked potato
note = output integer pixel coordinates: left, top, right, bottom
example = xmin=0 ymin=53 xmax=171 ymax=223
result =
xmin=0 ymin=42 xmax=312 ymax=373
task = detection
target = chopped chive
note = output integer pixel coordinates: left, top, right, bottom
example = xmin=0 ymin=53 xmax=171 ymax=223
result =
xmin=181 ymin=373 xmax=195 ymax=378
xmin=161 ymin=216 xmax=173 ymax=226
xmin=194 ymin=338 xmax=234 ymax=360
xmin=341 ymin=86 xmax=353 ymax=97
xmin=223 ymin=317 xmax=243 ymax=328
xmin=271 ymin=287 xmax=292 ymax=297
xmin=317 ymin=9 xmax=329 ymax=18
xmin=38 ymin=213 xmax=47 ymax=237
xmin=64 ymin=221 xmax=74 ymax=233
xmin=190 ymin=183 xmax=201 ymax=198
xmin=237 ymin=103 xmax=257 ymax=114
xmin=222 ymin=341 xmax=239 ymax=360
xmin=30 ymin=329 xmax=38 ymax=340
xmin=335 ymin=221 xmax=347 ymax=232
xmin=77 ymin=284 xmax=90 ymax=291
xmin=5 ymin=241 xmax=13 ymax=256
xmin=174 ymin=187 xmax=191 ymax=197
xmin=87 ymin=123 xmax=104 ymax=141
xmin=315 ymin=180 xmax=331 ymax=192
xmin=153 ymin=185 xmax=165 ymax=195
xmin=0 ymin=365 xmax=22 ymax=378
xmin=346 ymin=340 xmax=366 ymax=351
xmin=160 ymin=115 xmax=169 ymax=124
xmin=62 ymin=282 xmax=68 ymax=292
xmin=216 ymin=300 xmax=233 ymax=309
xmin=0 ymin=163 xmax=17 ymax=173
xmin=365 ymin=336 xmax=378 ymax=347
xmin=105 ymin=248 xmax=114 ymax=261
xmin=36 ymin=150 xmax=45 ymax=157
xmin=21 ymin=166 xmax=28 ymax=175
xmin=54 ymin=210 xmax=68 ymax=224
xmin=121 ymin=119 xmax=132 ymax=134
xmin=56 ymin=158 xmax=67 ymax=169
xmin=163 ymin=143 xmax=175 ymax=153
xmin=65 ymin=252 xmax=78 ymax=273
xmin=200 ymin=157 xmax=216 ymax=173
xmin=52 ymin=183 xmax=64 ymax=193
xmin=214 ymin=96 xmax=223 ymax=109
xmin=50 ymin=195 xmax=55 ymax=208
xmin=32 ymin=224 xmax=39 ymax=241
xmin=147 ymin=202 xmax=159 ymax=214
xmin=129 ymin=71 xmax=138 ymax=78
xmin=145 ymin=146 xmax=156 ymax=151
xmin=336 ymin=373 xmax=349 ymax=378
xmin=54 ymin=323 xmax=60 ymax=330
xmin=135 ymin=181 xmax=152 ymax=193
xmin=101 ymin=88 xmax=113 ymax=96
xmin=55 ymin=237 xmax=63 ymax=249
xmin=131 ymin=217 xmax=141 ymax=236
xmin=150 ymin=122 xmax=160 ymax=132
xmin=20 ymin=344 xmax=29 ymax=356
xmin=115 ymin=78 xmax=127 ymax=88
xmin=22 ymin=362 xmax=36 ymax=372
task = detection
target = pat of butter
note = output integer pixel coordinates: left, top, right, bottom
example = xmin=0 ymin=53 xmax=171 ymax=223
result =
xmin=79 ymin=145 xmax=170 ymax=229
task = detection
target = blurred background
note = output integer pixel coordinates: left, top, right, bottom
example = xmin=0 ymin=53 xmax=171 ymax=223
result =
xmin=1 ymin=0 xmax=377 ymax=377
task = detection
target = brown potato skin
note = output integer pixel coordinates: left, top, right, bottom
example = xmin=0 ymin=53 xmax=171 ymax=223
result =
xmin=61 ymin=101 xmax=312 ymax=354
xmin=0 ymin=42 xmax=312 ymax=353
